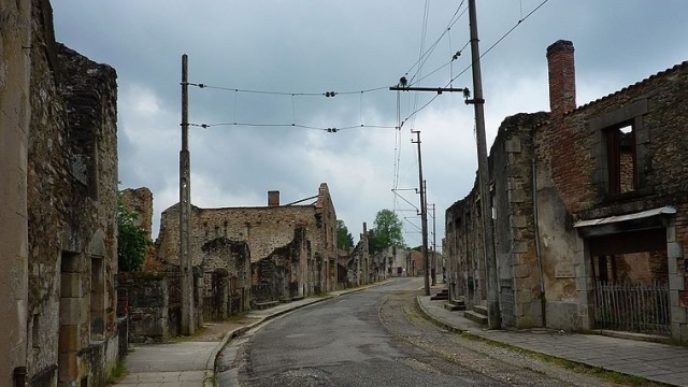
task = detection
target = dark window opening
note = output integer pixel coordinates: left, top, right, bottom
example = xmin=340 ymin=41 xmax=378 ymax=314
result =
xmin=606 ymin=123 xmax=636 ymax=194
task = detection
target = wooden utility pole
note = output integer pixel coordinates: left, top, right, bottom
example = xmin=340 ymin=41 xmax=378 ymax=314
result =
xmin=412 ymin=130 xmax=430 ymax=296
xmin=468 ymin=0 xmax=501 ymax=329
xmin=180 ymin=54 xmax=194 ymax=335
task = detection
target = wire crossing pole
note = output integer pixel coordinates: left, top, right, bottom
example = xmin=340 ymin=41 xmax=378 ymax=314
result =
xmin=180 ymin=54 xmax=194 ymax=335
xmin=468 ymin=0 xmax=501 ymax=329
xmin=412 ymin=130 xmax=430 ymax=296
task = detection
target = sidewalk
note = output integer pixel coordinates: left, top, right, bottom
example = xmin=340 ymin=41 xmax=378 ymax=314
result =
xmin=115 ymin=280 xmax=391 ymax=387
xmin=417 ymin=294 xmax=688 ymax=387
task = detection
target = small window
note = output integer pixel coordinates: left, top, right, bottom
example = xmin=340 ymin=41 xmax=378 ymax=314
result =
xmin=606 ymin=123 xmax=636 ymax=194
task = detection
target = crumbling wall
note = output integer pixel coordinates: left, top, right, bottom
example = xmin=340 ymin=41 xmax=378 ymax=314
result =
xmin=24 ymin=1 xmax=120 ymax=385
xmin=201 ymin=237 xmax=250 ymax=315
xmin=118 ymin=273 xmax=170 ymax=343
xmin=0 ymin=0 xmax=32 ymax=384
xmin=156 ymin=185 xmax=338 ymax=300
xmin=121 ymin=187 xmax=153 ymax=240
xmin=535 ymin=60 xmax=688 ymax=334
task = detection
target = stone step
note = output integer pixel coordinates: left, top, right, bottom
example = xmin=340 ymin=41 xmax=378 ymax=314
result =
xmin=464 ymin=310 xmax=488 ymax=325
xmin=448 ymin=298 xmax=465 ymax=306
xmin=473 ymin=304 xmax=488 ymax=316
xmin=430 ymin=293 xmax=449 ymax=300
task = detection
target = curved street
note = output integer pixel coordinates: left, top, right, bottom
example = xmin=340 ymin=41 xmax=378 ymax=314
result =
xmin=217 ymin=278 xmax=617 ymax=387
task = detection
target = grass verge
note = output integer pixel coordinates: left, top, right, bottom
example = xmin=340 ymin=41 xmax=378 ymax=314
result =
xmin=107 ymin=360 xmax=127 ymax=385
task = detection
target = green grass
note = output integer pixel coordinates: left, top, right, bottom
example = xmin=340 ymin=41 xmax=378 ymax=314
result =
xmin=459 ymin=332 xmax=666 ymax=386
xmin=106 ymin=360 xmax=127 ymax=385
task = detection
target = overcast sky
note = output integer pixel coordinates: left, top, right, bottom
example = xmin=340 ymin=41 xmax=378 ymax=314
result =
xmin=53 ymin=1 xmax=688 ymax=249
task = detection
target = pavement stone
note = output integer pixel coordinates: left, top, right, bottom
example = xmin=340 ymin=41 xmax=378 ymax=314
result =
xmin=114 ymin=280 xmax=391 ymax=386
xmin=417 ymin=294 xmax=688 ymax=387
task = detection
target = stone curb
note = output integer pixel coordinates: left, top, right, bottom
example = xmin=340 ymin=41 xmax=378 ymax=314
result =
xmin=414 ymin=295 xmax=465 ymax=334
xmin=207 ymin=279 xmax=392 ymax=385
xmin=414 ymin=296 xmax=672 ymax=387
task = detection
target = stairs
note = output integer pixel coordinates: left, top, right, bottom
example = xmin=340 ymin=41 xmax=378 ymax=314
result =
xmin=444 ymin=298 xmax=466 ymax=311
xmin=430 ymin=288 xmax=449 ymax=301
xmin=464 ymin=303 xmax=488 ymax=325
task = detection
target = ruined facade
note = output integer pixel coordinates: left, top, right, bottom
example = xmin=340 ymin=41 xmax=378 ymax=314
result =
xmin=446 ymin=40 xmax=688 ymax=342
xmin=1 ymin=1 xmax=121 ymax=385
xmin=0 ymin=1 xmax=118 ymax=386
xmin=156 ymin=183 xmax=338 ymax=308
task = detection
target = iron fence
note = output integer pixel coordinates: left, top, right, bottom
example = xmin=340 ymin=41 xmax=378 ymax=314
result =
xmin=593 ymin=281 xmax=670 ymax=335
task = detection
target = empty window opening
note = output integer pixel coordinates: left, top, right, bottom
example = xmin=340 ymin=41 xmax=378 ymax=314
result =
xmin=607 ymin=123 xmax=636 ymax=194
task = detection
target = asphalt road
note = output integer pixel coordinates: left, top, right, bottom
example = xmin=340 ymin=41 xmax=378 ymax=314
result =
xmin=218 ymin=278 xmax=602 ymax=387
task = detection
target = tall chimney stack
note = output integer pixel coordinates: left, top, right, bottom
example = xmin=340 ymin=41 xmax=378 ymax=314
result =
xmin=547 ymin=40 xmax=576 ymax=118
xmin=268 ymin=190 xmax=280 ymax=207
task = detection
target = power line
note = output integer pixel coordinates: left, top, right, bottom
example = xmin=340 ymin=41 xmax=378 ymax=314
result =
xmin=187 ymin=82 xmax=390 ymax=97
xmin=396 ymin=0 xmax=550 ymax=127
xmin=189 ymin=122 xmax=397 ymax=133
xmin=404 ymin=0 xmax=468 ymax=82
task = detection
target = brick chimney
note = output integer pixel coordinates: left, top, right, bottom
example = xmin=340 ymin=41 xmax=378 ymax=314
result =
xmin=268 ymin=190 xmax=280 ymax=207
xmin=547 ymin=40 xmax=576 ymax=117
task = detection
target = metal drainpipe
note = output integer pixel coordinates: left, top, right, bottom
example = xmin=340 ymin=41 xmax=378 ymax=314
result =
xmin=532 ymin=158 xmax=547 ymax=327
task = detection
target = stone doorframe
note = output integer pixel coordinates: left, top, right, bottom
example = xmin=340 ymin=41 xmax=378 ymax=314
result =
xmin=573 ymin=206 xmax=687 ymax=342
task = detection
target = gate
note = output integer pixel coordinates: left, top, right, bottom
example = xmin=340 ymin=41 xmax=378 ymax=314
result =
xmin=593 ymin=281 xmax=670 ymax=335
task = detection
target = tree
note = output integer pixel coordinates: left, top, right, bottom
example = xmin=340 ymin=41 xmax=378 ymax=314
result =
xmin=336 ymin=219 xmax=354 ymax=250
xmin=117 ymin=193 xmax=147 ymax=272
xmin=368 ymin=209 xmax=404 ymax=254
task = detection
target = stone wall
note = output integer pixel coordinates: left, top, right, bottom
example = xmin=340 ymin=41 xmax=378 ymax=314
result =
xmin=21 ymin=1 xmax=121 ymax=385
xmin=490 ymin=113 xmax=549 ymax=328
xmin=118 ymin=273 xmax=170 ymax=343
xmin=445 ymin=40 xmax=688 ymax=339
xmin=0 ymin=0 xmax=32 ymax=385
xmin=121 ymin=187 xmax=153 ymax=240
xmin=155 ymin=183 xmax=338 ymax=305
xmin=535 ymin=48 xmax=688 ymax=335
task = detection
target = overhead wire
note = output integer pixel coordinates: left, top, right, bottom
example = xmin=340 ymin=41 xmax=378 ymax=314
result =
xmin=189 ymin=122 xmax=397 ymax=132
xmin=187 ymin=82 xmax=390 ymax=98
xmin=398 ymin=0 xmax=550 ymax=128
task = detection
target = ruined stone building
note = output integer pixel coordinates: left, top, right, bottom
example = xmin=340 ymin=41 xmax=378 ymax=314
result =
xmin=445 ymin=40 xmax=688 ymax=342
xmin=1 ymin=1 xmax=122 ymax=385
xmin=343 ymin=223 xmax=370 ymax=287
xmin=155 ymin=183 xmax=338 ymax=310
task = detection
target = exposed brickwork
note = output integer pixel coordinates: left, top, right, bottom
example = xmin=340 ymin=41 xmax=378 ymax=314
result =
xmin=547 ymin=40 xmax=576 ymax=118
xmin=121 ymin=187 xmax=154 ymax=240
xmin=446 ymin=40 xmax=688 ymax=339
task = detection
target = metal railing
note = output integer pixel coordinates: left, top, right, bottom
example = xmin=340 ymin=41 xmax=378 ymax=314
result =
xmin=593 ymin=281 xmax=670 ymax=335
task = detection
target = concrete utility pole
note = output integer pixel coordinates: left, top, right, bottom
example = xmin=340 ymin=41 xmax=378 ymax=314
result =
xmin=431 ymin=203 xmax=437 ymax=286
xmin=468 ymin=0 xmax=501 ymax=329
xmin=412 ymin=130 xmax=430 ymax=296
xmin=180 ymin=54 xmax=194 ymax=335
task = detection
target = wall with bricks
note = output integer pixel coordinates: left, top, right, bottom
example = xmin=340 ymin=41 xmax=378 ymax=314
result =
xmin=535 ymin=45 xmax=688 ymax=335
xmin=445 ymin=39 xmax=688 ymax=338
